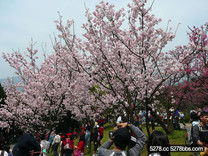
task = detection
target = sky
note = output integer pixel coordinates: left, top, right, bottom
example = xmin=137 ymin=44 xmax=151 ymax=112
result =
xmin=0 ymin=0 xmax=208 ymax=79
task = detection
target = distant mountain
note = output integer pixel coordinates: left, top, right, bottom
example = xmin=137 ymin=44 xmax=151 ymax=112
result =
xmin=0 ymin=77 xmax=23 ymax=91
xmin=0 ymin=76 xmax=21 ymax=84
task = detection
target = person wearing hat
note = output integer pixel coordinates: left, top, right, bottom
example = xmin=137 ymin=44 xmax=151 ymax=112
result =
xmin=59 ymin=135 xmax=66 ymax=156
xmin=64 ymin=133 xmax=74 ymax=156
xmin=98 ymin=122 xmax=146 ymax=156
xmin=12 ymin=133 xmax=41 ymax=156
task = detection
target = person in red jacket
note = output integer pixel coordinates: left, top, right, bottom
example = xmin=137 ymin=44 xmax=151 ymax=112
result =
xmin=74 ymin=134 xmax=85 ymax=156
xmin=81 ymin=125 xmax=85 ymax=133
xmin=64 ymin=133 xmax=74 ymax=156
xmin=99 ymin=124 xmax=104 ymax=146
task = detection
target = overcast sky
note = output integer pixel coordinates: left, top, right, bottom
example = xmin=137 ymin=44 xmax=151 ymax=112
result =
xmin=0 ymin=0 xmax=208 ymax=79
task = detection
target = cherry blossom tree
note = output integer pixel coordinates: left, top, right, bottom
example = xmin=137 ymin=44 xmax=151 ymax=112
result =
xmin=172 ymin=23 xmax=208 ymax=110
xmin=151 ymin=23 xmax=208 ymax=133
xmin=52 ymin=18 xmax=106 ymax=121
xmin=2 ymin=43 xmax=73 ymax=134
xmin=55 ymin=0 xmax=185 ymax=136
xmin=3 ymin=0 xmax=204 ymax=137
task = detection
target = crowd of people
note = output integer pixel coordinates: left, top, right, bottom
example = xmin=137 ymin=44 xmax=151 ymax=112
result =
xmin=0 ymin=120 xmax=106 ymax=156
xmin=117 ymin=108 xmax=186 ymax=133
xmin=36 ymin=120 xmax=105 ymax=156
xmin=0 ymin=110 xmax=207 ymax=156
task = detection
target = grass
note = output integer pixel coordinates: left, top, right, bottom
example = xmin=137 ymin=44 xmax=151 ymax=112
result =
xmin=47 ymin=123 xmax=193 ymax=156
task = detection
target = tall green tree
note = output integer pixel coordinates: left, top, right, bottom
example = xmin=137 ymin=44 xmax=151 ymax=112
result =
xmin=0 ymin=83 xmax=6 ymax=100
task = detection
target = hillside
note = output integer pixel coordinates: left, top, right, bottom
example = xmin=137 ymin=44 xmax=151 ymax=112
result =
xmin=0 ymin=76 xmax=21 ymax=84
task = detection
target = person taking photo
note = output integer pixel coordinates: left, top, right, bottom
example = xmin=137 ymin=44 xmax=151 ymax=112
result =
xmin=98 ymin=122 xmax=146 ymax=156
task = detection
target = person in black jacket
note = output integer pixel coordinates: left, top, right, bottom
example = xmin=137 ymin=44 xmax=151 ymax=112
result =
xmin=12 ymin=133 xmax=41 ymax=156
xmin=92 ymin=125 xmax=101 ymax=156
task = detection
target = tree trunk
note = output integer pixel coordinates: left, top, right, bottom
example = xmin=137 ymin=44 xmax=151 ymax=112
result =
xmin=145 ymin=102 xmax=150 ymax=137
xmin=166 ymin=120 xmax=174 ymax=134
xmin=150 ymin=109 xmax=174 ymax=135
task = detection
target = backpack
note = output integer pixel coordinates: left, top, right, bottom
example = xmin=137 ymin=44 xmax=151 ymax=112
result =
xmin=186 ymin=128 xmax=193 ymax=145
xmin=188 ymin=123 xmax=203 ymax=146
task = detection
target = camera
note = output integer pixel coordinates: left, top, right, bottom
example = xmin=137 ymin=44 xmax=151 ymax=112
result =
xmin=109 ymin=131 xmax=114 ymax=139
xmin=109 ymin=125 xmax=121 ymax=139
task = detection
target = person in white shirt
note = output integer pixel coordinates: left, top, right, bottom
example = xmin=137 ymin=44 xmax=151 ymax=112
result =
xmin=116 ymin=115 xmax=122 ymax=124
xmin=0 ymin=150 xmax=9 ymax=156
xmin=52 ymin=131 xmax=61 ymax=156
xmin=40 ymin=134 xmax=50 ymax=156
